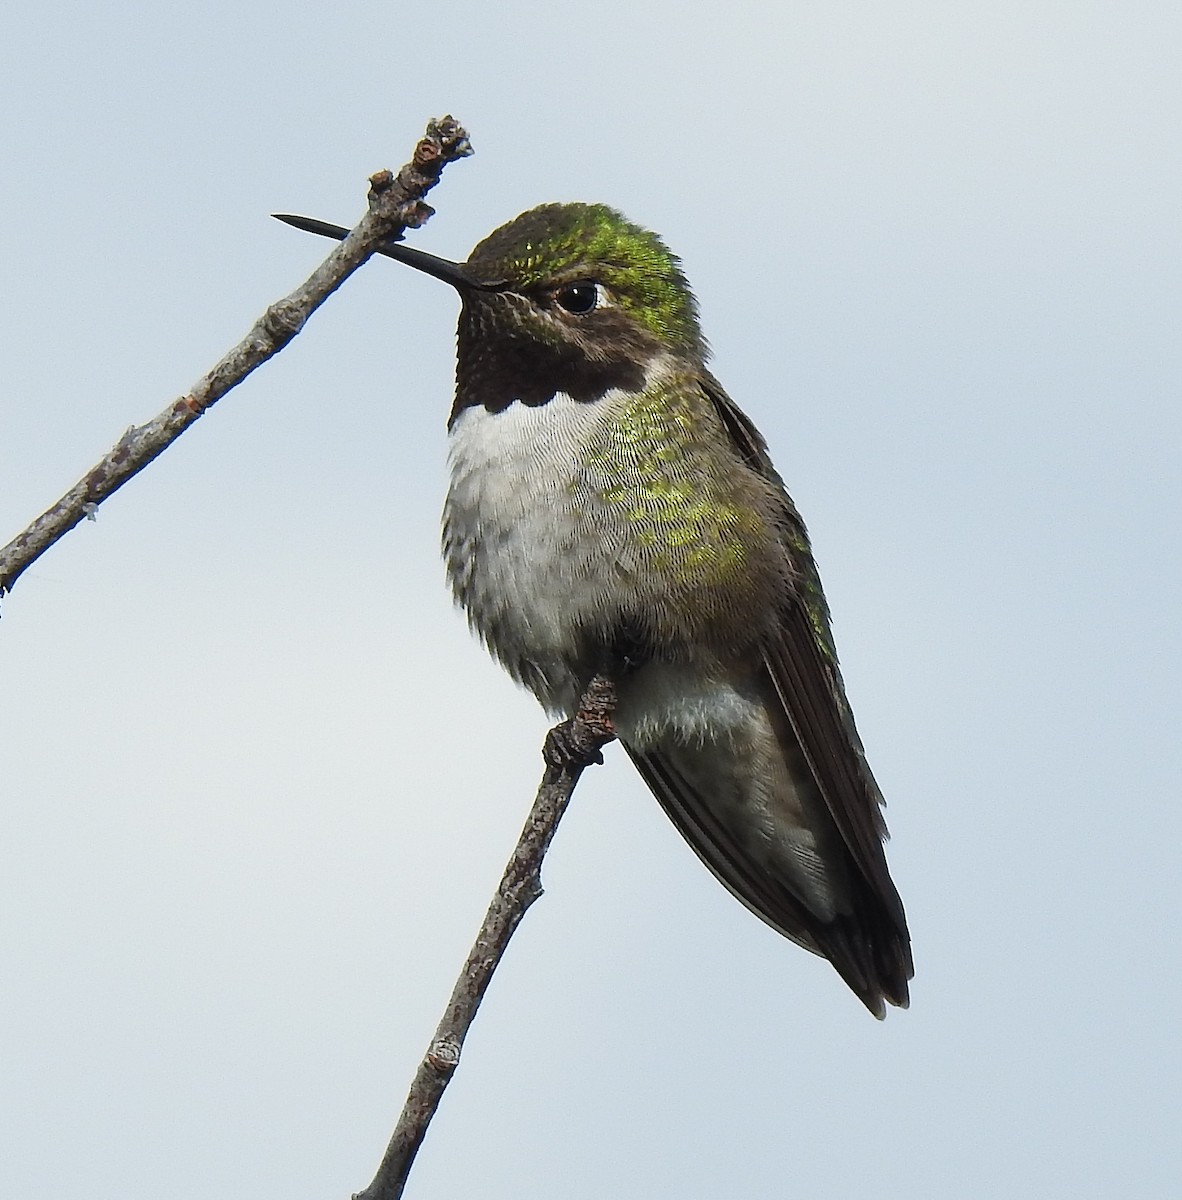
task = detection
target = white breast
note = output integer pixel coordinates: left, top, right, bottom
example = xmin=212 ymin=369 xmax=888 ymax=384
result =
xmin=443 ymin=392 xmax=623 ymax=713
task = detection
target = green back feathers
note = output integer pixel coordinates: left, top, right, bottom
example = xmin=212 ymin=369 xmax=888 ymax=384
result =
xmin=466 ymin=203 xmax=705 ymax=357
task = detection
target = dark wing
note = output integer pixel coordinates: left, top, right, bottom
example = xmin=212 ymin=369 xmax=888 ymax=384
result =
xmin=628 ymin=375 xmax=912 ymax=1016
xmin=623 ymin=739 xmax=908 ymax=1016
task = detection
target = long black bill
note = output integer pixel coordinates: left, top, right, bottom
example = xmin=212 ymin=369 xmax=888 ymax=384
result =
xmin=272 ymin=213 xmax=503 ymax=292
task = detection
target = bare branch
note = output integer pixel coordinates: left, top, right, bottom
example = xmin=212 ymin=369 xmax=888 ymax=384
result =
xmin=0 ymin=115 xmax=472 ymax=598
xmin=355 ymin=675 xmax=619 ymax=1200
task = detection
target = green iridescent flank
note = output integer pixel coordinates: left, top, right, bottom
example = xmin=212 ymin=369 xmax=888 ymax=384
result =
xmin=468 ymin=203 xmax=704 ymax=356
xmin=585 ymin=376 xmax=764 ymax=587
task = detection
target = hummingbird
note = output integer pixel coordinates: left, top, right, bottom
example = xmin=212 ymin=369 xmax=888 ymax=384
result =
xmin=276 ymin=203 xmax=913 ymax=1016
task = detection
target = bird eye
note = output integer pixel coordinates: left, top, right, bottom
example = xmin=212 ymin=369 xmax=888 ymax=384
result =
xmin=555 ymin=280 xmax=600 ymax=314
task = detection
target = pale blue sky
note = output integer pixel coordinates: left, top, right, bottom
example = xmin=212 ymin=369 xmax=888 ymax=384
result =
xmin=2 ymin=3 xmax=1179 ymax=1197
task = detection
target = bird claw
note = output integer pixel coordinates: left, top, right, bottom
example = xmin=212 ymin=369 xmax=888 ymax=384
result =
xmin=543 ymin=720 xmax=607 ymax=770
xmin=542 ymin=677 xmax=618 ymax=770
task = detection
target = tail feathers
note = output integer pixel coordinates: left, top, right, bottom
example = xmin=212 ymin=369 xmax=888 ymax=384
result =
xmin=625 ymin=741 xmax=912 ymax=1018
xmin=805 ymin=900 xmax=912 ymax=1019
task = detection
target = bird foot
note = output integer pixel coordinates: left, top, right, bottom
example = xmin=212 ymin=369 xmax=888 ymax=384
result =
xmin=542 ymin=675 xmax=618 ymax=770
